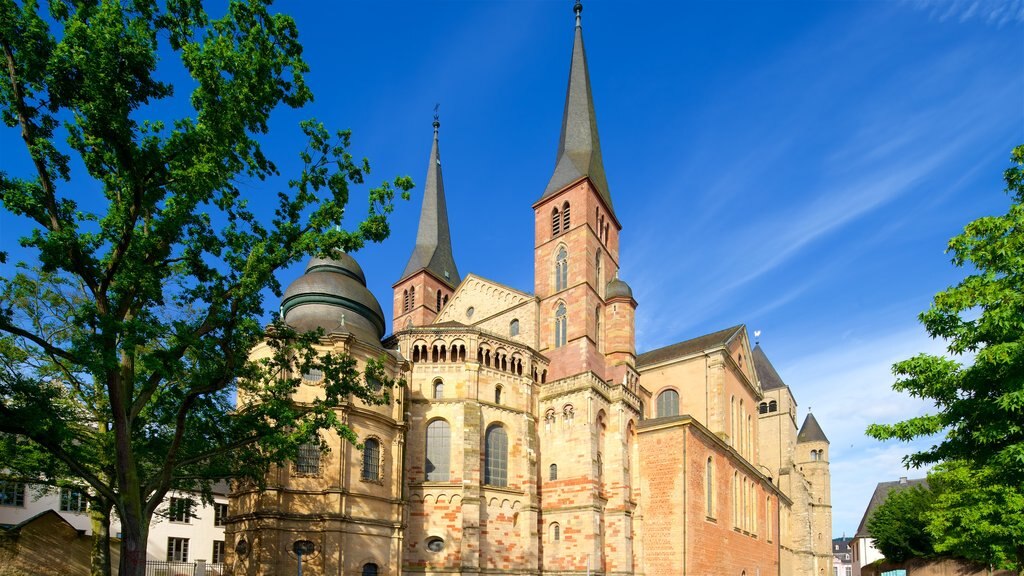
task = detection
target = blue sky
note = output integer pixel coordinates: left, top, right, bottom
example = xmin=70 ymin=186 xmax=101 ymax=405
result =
xmin=2 ymin=0 xmax=1022 ymax=539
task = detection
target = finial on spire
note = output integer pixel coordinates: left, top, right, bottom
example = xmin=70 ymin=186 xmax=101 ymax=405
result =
xmin=433 ymin=103 xmax=440 ymax=133
xmin=573 ymin=0 xmax=582 ymax=27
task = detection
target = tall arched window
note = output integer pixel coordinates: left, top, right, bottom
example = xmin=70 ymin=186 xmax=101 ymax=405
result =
xmin=425 ymin=420 xmax=451 ymax=481
xmin=706 ymin=457 xmax=715 ymax=517
xmin=432 ymin=379 xmax=443 ymax=399
xmin=562 ymin=202 xmax=571 ymax=231
xmin=554 ymin=303 xmax=567 ymax=348
xmin=551 ymin=523 xmax=560 ymax=541
xmin=362 ymin=564 xmax=378 ymax=576
xmin=510 ymin=319 xmax=520 ymax=336
xmin=484 ymin=424 xmax=508 ymax=487
xmin=733 ymin=472 xmax=740 ymax=528
xmin=552 ymin=207 xmax=561 ymax=236
xmin=409 ymin=286 xmax=415 ymax=309
xmin=436 ymin=289 xmax=442 ymax=311
xmin=595 ymin=251 xmax=602 ymax=288
xmin=403 ymin=289 xmax=409 ymax=312
xmin=656 ymin=389 xmax=679 ymax=418
xmin=595 ymin=306 xmax=602 ymax=352
xmin=766 ymin=496 xmax=773 ymax=541
xmin=495 ymin=385 xmax=503 ymax=405
xmin=549 ymin=463 xmax=558 ymax=480
xmin=362 ymin=438 xmax=380 ymax=481
xmin=555 ymin=246 xmax=568 ymax=291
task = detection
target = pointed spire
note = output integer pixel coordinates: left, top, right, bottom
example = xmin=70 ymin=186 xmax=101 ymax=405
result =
xmin=797 ymin=411 xmax=830 ymax=444
xmin=540 ymin=0 xmax=614 ymax=216
xmin=400 ymin=113 xmax=461 ymax=288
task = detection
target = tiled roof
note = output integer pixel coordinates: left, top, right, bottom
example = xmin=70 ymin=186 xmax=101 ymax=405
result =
xmin=637 ymin=325 xmax=743 ymax=367
xmin=752 ymin=344 xmax=787 ymax=390
xmin=854 ymin=477 xmax=928 ymax=538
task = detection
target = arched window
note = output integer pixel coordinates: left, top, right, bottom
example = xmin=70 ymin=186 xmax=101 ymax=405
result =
xmin=495 ymin=386 xmax=503 ymax=405
xmin=554 ymin=303 xmax=567 ymax=348
xmin=706 ymin=457 xmax=715 ymax=517
xmin=432 ymin=379 xmax=443 ymax=399
xmin=409 ymin=286 xmax=415 ymax=308
xmin=595 ymin=251 xmax=602 ymax=288
xmin=361 ymin=438 xmax=380 ymax=481
xmin=551 ymin=522 xmax=561 ymax=541
xmin=766 ymin=496 xmax=773 ymax=541
xmin=811 ymin=450 xmax=820 ymax=461
xmin=443 ymin=294 xmax=449 ymax=306
xmin=656 ymin=389 xmax=679 ymax=418
xmin=425 ymin=420 xmax=451 ymax=481
xmin=362 ymin=564 xmax=378 ymax=576
xmin=595 ymin=306 xmax=602 ymax=352
xmin=555 ymin=246 xmax=568 ymax=291
xmin=510 ymin=319 xmax=520 ymax=337
xmin=403 ymin=289 xmax=409 ymax=312
xmin=733 ymin=472 xmax=740 ymax=528
xmin=552 ymin=207 xmax=561 ymax=236
xmin=759 ymin=402 xmax=768 ymax=414
xmin=562 ymin=202 xmax=571 ymax=231
xmin=437 ymin=289 xmax=442 ymax=311
xmin=768 ymin=400 xmax=778 ymax=412
xmin=549 ymin=463 xmax=558 ymax=481
xmin=484 ymin=424 xmax=508 ymax=487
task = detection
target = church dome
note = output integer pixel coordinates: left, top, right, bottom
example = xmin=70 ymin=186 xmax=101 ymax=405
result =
xmin=605 ymin=276 xmax=633 ymax=300
xmin=281 ymin=253 xmax=385 ymax=343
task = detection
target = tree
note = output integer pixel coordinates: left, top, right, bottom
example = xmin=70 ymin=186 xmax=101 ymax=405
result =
xmin=0 ymin=2 xmax=412 ymax=575
xmin=867 ymin=483 xmax=936 ymax=563
xmin=926 ymin=461 xmax=1024 ymax=572
xmin=867 ymin=145 xmax=1024 ymax=571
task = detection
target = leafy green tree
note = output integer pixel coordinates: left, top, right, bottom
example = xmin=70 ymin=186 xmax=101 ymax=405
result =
xmin=0 ymin=2 xmax=412 ymax=576
xmin=867 ymin=144 xmax=1024 ymax=571
xmin=926 ymin=461 xmax=1024 ymax=572
xmin=867 ymin=483 xmax=936 ymax=563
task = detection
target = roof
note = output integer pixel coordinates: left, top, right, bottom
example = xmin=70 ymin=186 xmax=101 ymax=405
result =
xmin=539 ymin=5 xmax=614 ymax=218
xmin=400 ymin=121 xmax=461 ymax=288
xmin=854 ymin=477 xmax=928 ymax=538
xmin=752 ymin=344 xmax=787 ymax=390
xmin=637 ymin=325 xmax=743 ymax=367
xmin=797 ymin=412 xmax=829 ymax=444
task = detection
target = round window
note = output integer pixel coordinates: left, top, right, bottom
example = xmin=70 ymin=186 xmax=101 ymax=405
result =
xmin=235 ymin=538 xmax=249 ymax=556
xmin=425 ymin=537 xmax=445 ymax=552
xmin=466 ymin=306 xmax=475 ymax=319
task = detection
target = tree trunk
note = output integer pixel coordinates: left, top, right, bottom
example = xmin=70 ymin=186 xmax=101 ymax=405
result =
xmin=1014 ymin=544 xmax=1023 ymax=576
xmin=116 ymin=510 xmax=149 ymax=576
xmin=88 ymin=499 xmax=113 ymax=576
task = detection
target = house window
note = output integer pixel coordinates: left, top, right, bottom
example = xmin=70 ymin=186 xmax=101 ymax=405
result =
xmin=656 ymin=389 xmax=679 ymax=418
xmin=169 ymin=497 xmax=193 ymax=523
xmin=550 ymin=463 xmax=558 ymax=481
xmin=433 ymin=379 xmax=444 ymax=399
xmin=554 ymin=303 xmax=567 ymax=347
xmin=295 ymin=442 xmax=321 ymax=476
xmin=485 ymin=424 xmax=508 ymax=487
xmin=212 ymin=540 xmax=226 ymax=564
xmin=362 ymin=438 xmax=381 ymax=481
xmin=0 ymin=480 xmax=25 ymax=507
xmin=425 ymin=420 xmax=451 ymax=481
xmin=510 ymin=319 xmax=520 ymax=336
xmin=60 ymin=487 xmax=88 ymax=513
xmin=214 ymin=503 xmax=228 ymax=526
xmin=363 ymin=564 xmax=379 ymax=576
xmin=167 ymin=537 xmax=189 ymax=562
xmin=555 ymin=246 xmax=568 ymax=291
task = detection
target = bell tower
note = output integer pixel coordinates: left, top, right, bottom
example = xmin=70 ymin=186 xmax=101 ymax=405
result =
xmin=532 ymin=0 xmax=634 ymax=384
xmin=394 ymin=115 xmax=461 ymax=329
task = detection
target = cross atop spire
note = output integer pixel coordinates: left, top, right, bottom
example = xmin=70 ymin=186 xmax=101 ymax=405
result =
xmin=399 ymin=114 xmax=461 ymax=288
xmin=539 ymin=0 xmax=615 ymax=217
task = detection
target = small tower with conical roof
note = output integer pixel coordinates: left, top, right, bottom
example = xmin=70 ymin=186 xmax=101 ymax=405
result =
xmin=797 ymin=410 xmax=833 ymax=576
xmin=394 ymin=115 xmax=461 ymax=329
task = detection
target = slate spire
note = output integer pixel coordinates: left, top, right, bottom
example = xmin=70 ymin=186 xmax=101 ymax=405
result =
xmin=400 ymin=115 xmax=461 ymax=288
xmin=540 ymin=0 xmax=614 ymax=216
xmin=797 ymin=411 xmax=830 ymax=444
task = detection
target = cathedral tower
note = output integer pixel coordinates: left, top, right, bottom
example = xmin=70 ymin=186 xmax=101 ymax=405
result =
xmin=797 ymin=411 xmax=833 ymax=576
xmin=394 ymin=117 xmax=461 ymax=329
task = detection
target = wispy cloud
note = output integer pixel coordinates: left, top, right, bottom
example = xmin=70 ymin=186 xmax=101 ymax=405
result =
xmin=906 ymin=0 xmax=1024 ymax=26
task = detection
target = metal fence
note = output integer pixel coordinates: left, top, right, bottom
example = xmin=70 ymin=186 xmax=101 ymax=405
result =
xmin=145 ymin=561 xmax=226 ymax=576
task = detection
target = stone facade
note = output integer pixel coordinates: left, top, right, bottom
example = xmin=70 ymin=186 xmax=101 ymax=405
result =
xmin=227 ymin=5 xmax=831 ymax=575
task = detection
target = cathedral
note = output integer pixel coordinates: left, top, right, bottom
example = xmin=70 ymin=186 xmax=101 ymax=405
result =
xmin=226 ymin=3 xmax=833 ymax=575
